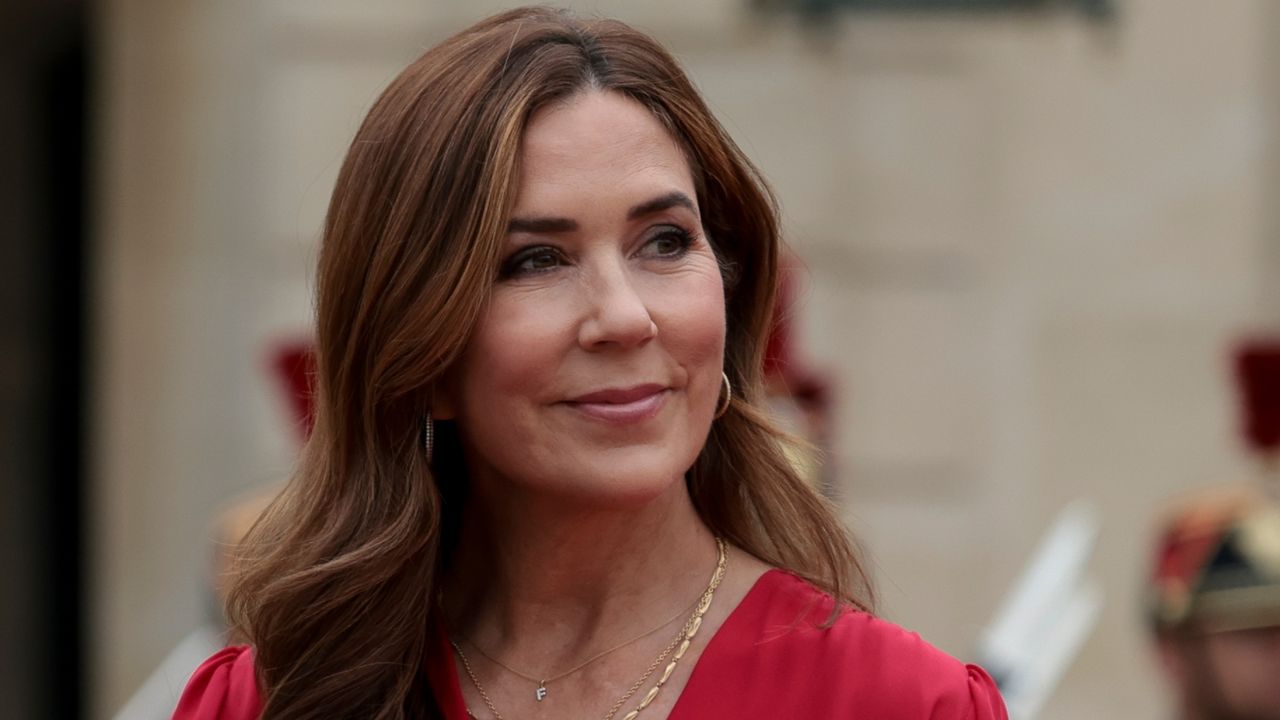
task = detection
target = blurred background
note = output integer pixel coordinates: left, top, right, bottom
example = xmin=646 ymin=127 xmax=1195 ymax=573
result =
xmin=4 ymin=0 xmax=1280 ymax=717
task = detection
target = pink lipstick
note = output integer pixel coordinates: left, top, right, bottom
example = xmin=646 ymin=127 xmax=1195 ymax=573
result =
xmin=566 ymin=384 xmax=668 ymax=424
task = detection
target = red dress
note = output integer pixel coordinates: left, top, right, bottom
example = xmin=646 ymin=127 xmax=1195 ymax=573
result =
xmin=174 ymin=570 xmax=1007 ymax=719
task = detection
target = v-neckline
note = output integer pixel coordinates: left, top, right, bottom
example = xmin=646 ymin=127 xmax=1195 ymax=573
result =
xmin=432 ymin=569 xmax=784 ymax=720
xmin=664 ymin=568 xmax=779 ymax=719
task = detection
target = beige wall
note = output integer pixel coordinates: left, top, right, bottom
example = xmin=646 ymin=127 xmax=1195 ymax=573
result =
xmin=92 ymin=1 xmax=1277 ymax=717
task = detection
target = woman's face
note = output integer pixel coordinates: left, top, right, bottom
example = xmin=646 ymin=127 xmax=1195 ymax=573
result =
xmin=438 ymin=90 xmax=726 ymax=507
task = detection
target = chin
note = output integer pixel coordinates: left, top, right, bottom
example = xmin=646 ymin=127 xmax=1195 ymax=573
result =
xmin=548 ymin=456 xmax=693 ymax=509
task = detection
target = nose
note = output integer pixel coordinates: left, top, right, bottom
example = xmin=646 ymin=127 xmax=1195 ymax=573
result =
xmin=577 ymin=262 xmax=657 ymax=350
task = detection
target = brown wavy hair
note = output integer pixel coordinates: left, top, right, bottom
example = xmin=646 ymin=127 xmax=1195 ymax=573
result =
xmin=227 ymin=7 xmax=873 ymax=719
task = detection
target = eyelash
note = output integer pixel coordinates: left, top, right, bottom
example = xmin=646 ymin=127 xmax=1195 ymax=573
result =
xmin=498 ymin=226 xmax=696 ymax=279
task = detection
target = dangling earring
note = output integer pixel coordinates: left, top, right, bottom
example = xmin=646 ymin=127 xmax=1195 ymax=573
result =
xmin=714 ymin=371 xmax=732 ymax=420
xmin=422 ymin=411 xmax=434 ymax=465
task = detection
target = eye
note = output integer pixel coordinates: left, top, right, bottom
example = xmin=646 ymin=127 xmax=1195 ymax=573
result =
xmin=500 ymin=246 xmax=564 ymax=278
xmin=640 ymin=226 xmax=694 ymax=258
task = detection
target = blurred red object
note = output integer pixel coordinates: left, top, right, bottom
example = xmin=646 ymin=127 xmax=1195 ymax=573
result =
xmin=763 ymin=261 xmax=831 ymax=413
xmin=1235 ymin=340 xmax=1280 ymax=455
xmin=271 ymin=341 xmax=317 ymax=443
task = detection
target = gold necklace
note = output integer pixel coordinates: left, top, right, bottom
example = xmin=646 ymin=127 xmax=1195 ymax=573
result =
xmin=452 ymin=538 xmax=728 ymax=720
xmin=465 ymin=594 xmax=701 ymax=702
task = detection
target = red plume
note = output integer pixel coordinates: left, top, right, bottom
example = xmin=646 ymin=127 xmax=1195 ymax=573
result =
xmin=1235 ymin=340 xmax=1280 ymax=455
xmin=271 ymin=341 xmax=317 ymax=444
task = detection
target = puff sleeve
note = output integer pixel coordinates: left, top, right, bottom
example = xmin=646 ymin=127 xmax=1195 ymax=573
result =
xmin=957 ymin=664 xmax=1007 ymax=720
xmin=171 ymin=645 xmax=263 ymax=720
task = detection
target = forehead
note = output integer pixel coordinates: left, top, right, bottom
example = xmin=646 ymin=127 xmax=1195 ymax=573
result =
xmin=514 ymin=90 xmax=696 ymax=211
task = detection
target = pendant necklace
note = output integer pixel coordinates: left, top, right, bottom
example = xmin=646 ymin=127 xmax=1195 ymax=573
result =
xmin=461 ymin=589 xmax=701 ymax=702
xmin=451 ymin=538 xmax=727 ymax=720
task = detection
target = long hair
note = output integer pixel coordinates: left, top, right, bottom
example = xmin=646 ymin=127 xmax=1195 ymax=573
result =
xmin=227 ymin=7 xmax=873 ymax=718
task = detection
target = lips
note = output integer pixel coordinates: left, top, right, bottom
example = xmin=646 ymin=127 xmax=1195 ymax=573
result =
xmin=564 ymin=383 xmax=668 ymax=424
xmin=569 ymin=383 xmax=667 ymax=404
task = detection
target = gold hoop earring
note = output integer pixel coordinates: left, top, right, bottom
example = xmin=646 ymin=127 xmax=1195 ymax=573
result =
xmin=714 ymin=371 xmax=732 ymax=420
xmin=422 ymin=412 xmax=434 ymax=465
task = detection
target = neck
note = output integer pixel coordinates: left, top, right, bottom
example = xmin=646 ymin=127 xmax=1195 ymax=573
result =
xmin=442 ymin=477 xmax=718 ymax=665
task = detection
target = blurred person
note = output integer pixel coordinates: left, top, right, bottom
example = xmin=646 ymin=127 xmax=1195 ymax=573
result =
xmin=172 ymin=8 xmax=1007 ymax=719
xmin=1148 ymin=340 xmax=1280 ymax=720
xmin=1147 ymin=487 xmax=1280 ymax=720
xmin=114 ymin=345 xmax=310 ymax=720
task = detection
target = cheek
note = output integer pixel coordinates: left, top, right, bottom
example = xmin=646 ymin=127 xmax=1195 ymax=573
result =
xmin=443 ymin=295 xmax=570 ymax=419
xmin=679 ymin=303 xmax=726 ymax=376
xmin=646 ymin=269 xmax=726 ymax=412
xmin=659 ymin=271 xmax=726 ymax=361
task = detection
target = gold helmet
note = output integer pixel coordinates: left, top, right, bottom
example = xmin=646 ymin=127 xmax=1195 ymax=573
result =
xmin=1147 ymin=485 xmax=1280 ymax=632
xmin=1146 ymin=340 xmax=1280 ymax=632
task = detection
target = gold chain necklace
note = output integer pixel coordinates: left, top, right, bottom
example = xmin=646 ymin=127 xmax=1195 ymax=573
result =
xmin=464 ymin=593 xmax=701 ymax=702
xmin=452 ymin=538 xmax=727 ymax=720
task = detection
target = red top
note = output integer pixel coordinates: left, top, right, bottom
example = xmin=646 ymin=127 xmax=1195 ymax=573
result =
xmin=173 ymin=570 xmax=1006 ymax=719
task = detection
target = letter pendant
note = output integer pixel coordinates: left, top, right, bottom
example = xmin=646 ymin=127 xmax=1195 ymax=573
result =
xmin=536 ymin=683 xmax=548 ymax=702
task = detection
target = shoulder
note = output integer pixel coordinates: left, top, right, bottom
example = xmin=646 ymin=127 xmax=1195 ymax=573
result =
xmin=172 ymin=645 xmax=263 ymax=720
xmin=715 ymin=570 xmax=1007 ymax=719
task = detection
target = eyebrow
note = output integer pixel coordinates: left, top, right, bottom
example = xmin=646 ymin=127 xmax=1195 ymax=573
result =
xmin=506 ymin=191 xmax=698 ymax=234
xmin=627 ymin=191 xmax=697 ymax=220
xmin=506 ymin=216 xmax=577 ymax=234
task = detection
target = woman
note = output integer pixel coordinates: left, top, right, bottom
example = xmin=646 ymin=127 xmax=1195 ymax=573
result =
xmin=174 ymin=7 xmax=1007 ymax=719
